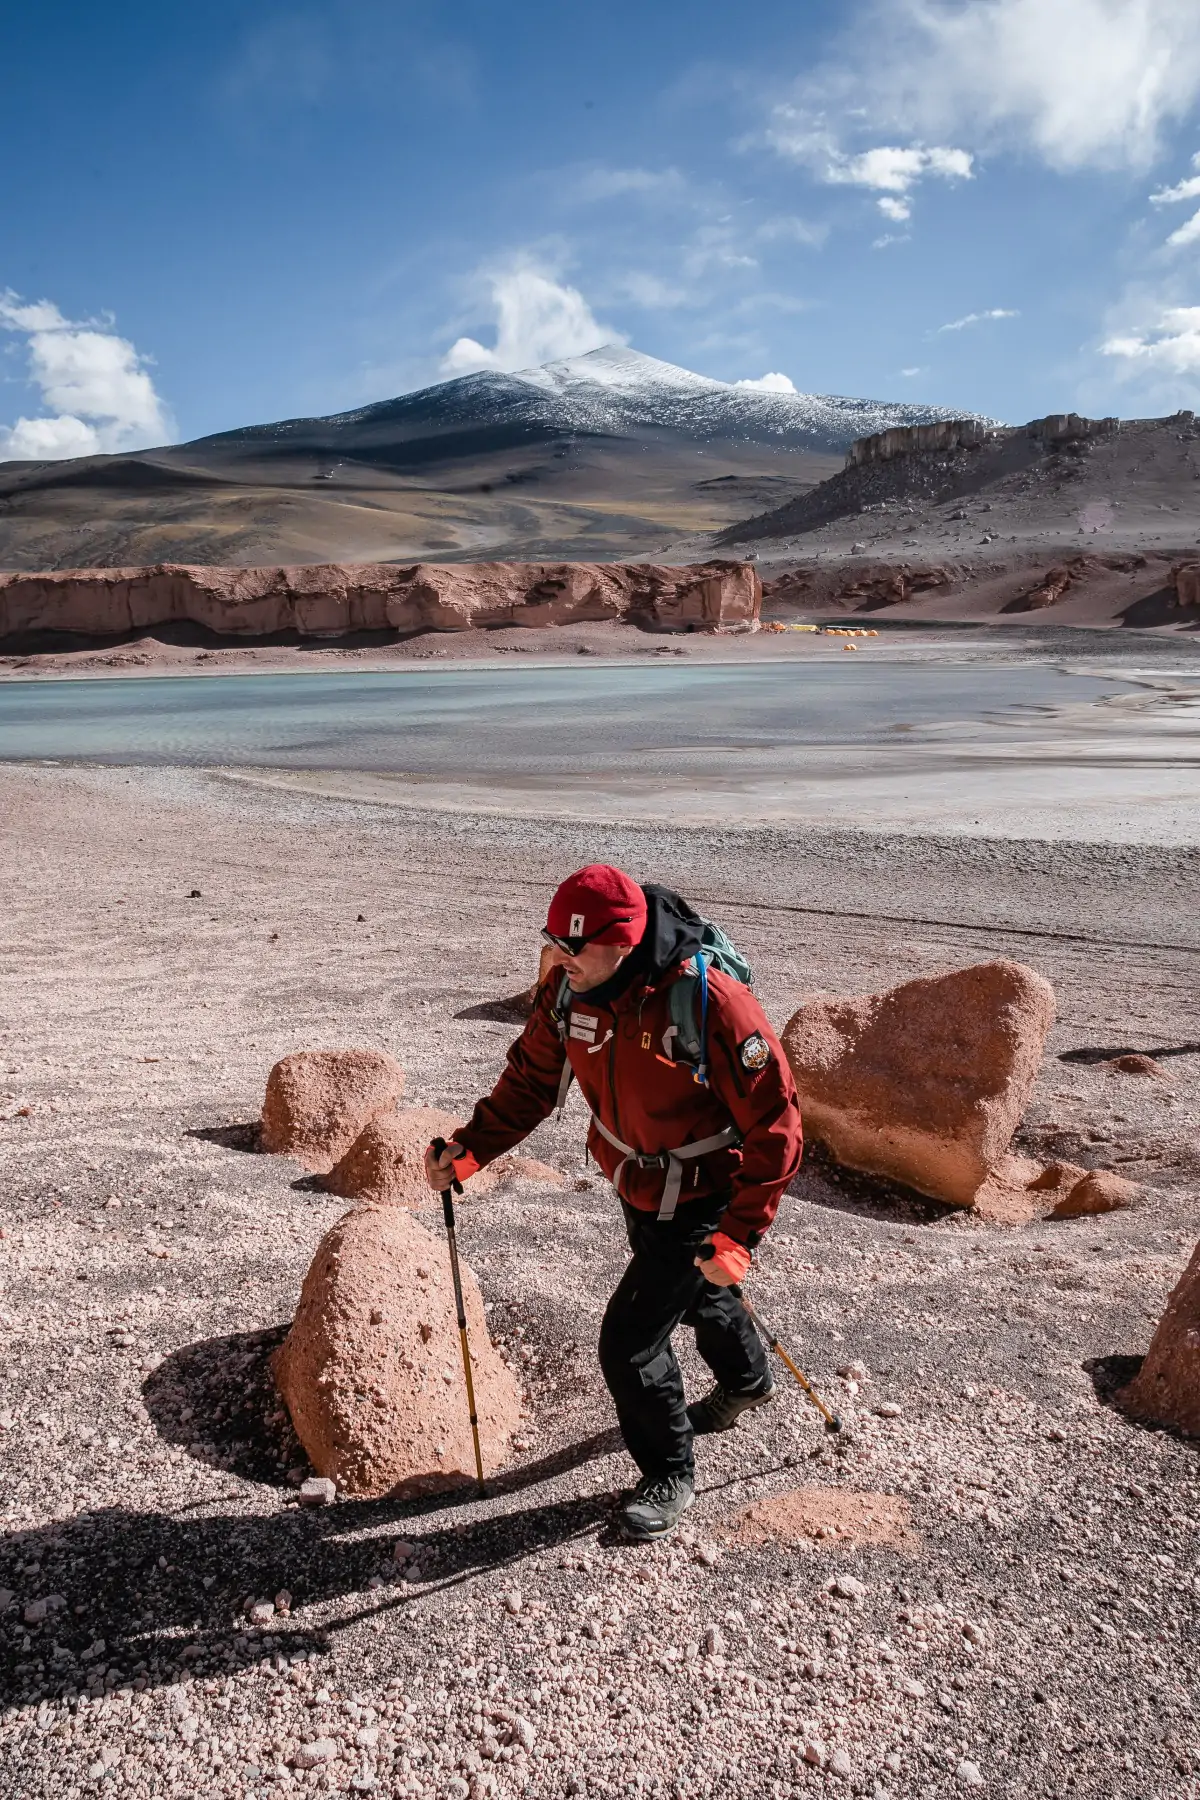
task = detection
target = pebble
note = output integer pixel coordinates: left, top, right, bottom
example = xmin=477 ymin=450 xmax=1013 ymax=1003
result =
xmin=803 ymin=1739 xmax=827 ymax=1767
xmin=702 ymin=1624 xmax=726 ymax=1657
xmin=831 ymin=1575 xmax=866 ymax=1600
xmin=901 ymin=1678 xmax=926 ymax=1698
xmin=247 ymin=1600 xmax=275 ymax=1626
xmin=693 ymin=1543 xmax=721 ymax=1568
xmin=829 ymin=1747 xmax=853 ymax=1778
xmin=299 ymin=1476 xmax=337 ymax=1507
xmin=356 ymin=1726 xmax=379 ymax=1748
xmin=503 ymin=1589 xmax=523 ymax=1615
xmin=957 ymin=1760 xmax=985 ymax=1787
xmin=294 ymin=1737 xmax=338 ymax=1769
xmin=963 ymin=1621 xmax=986 ymax=1644
xmin=876 ymin=1402 xmax=902 ymax=1418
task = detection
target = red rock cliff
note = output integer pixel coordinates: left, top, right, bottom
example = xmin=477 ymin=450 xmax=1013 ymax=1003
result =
xmin=0 ymin=560 xmax=761 ymax=640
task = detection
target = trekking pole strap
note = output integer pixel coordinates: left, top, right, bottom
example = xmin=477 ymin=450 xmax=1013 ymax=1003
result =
xmin=589 ymin=1114 xmax=741 ymax=1222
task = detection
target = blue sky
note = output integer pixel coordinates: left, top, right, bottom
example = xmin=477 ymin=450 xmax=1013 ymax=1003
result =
xmin=4 ymin=0 xmax=1200 ymax=455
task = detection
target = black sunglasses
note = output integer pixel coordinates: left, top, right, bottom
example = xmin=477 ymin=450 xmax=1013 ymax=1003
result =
xmin=540 ymin=920 xmax=634 ymax=956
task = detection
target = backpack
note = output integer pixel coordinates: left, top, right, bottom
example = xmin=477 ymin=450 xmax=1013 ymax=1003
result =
xmin=552 ymin=909 xmax=752 ymax=1091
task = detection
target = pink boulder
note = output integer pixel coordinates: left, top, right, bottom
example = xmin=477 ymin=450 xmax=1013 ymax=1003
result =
xmin=273 ymin=1205 xmax=523 ymax=1498
xmin=1117 ymin=1242 xmax=1200 ymax=1438
xmin=1049 ymin=1168 xmax=1140 ymax=1219
xmin=261 ymin=1049 xmax=404 ymax=1172
xmin=323 ymin=1106 xmax=488 ymax=1208
xmin=781 ymin=960 xmax=1056 ymax=1207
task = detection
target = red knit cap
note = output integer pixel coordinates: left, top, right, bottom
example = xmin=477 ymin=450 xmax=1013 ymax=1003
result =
xmin=546 ymin=864 xmax=647 ymax=947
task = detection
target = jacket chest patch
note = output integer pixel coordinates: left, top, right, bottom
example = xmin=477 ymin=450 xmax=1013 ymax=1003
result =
xmin=569 ymin=1011 xmax=600 ymax=1044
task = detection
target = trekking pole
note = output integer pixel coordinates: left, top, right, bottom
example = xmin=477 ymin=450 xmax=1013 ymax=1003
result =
xmin=731 ymin=1284 xmax=842 ymax=1434
xmin=431 ymin=1137 xmax=487 ymax=1496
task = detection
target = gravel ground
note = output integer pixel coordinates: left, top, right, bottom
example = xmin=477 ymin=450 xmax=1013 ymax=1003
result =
xmin=1 ymin=763 xmax=1198 ymax=1800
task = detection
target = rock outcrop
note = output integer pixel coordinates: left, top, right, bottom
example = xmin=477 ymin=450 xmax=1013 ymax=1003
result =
xmin=0 ymin=559 xmax=761 ymax=641
xmin=846 ymin=419 xmax=992 ymax=468
xmin=261 ymin=1049 xmax=404 ymax=1173
xmin=781 ymin=960 xmax=1056 ymax=1208
xmin=1116 ymin=1242 xmax=1200 ymax=1438
xmin=1172 ymin=563 xmax=1200 ymax=609
xmin=322 ymin=1105 xmax=491 ymax=1209
xmin=273 ymin=1205 xmax=522 ymax=1497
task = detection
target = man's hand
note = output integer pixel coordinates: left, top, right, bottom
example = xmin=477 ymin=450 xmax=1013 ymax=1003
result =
xmin=425 ymin=1139 xmax=465 ymax=1191
xmin=694 ymin=1232 xmax=752 ymax=1287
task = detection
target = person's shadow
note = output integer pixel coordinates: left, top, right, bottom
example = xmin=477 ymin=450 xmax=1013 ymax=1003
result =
xmin=0 ymin=1319 xmax=625 ymax=1713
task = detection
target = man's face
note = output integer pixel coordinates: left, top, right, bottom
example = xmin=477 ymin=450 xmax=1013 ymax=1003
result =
xmin=553 ymin=941 xmax=630 ymax=993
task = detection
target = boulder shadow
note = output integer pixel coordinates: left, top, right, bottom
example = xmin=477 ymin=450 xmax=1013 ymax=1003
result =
xmin=790 ymin=1141 xmax=958 ymax=1227
xmin=0 ymin=1472 xmax=619 ymax=1710
xmin=455 ymin=996 xmax=532 ymax=1024
xmin=186 ymin=1121 xmax=262 ymax=1153
xmin=1085 ymin=1352 xmax=1144 ymax=1412
xmin=142 ymin=1326 xmax=302 ymax=1488
xmin=1059 ymin=1043 xmax=1200 ymax=1065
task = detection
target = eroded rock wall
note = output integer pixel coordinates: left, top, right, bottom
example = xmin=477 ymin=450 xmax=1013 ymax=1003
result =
xmin=0 ymin=559 xmax=761 ymax=640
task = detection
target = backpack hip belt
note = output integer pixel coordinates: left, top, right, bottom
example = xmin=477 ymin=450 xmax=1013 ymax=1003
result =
xmin=589 ymin=1113 xmax=742 ymax=1222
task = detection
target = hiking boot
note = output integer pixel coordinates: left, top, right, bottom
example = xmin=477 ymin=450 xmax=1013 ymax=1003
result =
xmin=620 ymin=1473 xmax=695 ymax=1541
xmin=687 ymin=1375 xmax=776 ymax=1436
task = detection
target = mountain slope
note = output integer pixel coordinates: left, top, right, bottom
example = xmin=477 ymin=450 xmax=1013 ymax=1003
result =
xmin=0 ymin=346 xmax=990 ymax=570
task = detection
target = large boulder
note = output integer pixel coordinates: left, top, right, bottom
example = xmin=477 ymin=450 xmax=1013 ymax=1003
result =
xmin=273 ymin=1205 xmax=523 ymax=1497
xmin=781 ymin=960 xmax=1056 ymax=1207
xmin=261 ymin=1049 xmax=404 ymax=1172
xmin=1117 ymin=1243 xmax=1200 ymax=1438
xmin=323 ymin=1106 xmax=481 ymax=1207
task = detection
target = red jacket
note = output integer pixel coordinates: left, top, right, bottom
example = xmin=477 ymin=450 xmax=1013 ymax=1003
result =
xmin=454 ymin=964 xmax=802 ymax=1247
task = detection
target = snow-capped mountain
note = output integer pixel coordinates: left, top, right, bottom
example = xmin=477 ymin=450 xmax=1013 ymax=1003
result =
xmin=190 ymin=344 xmax=995 ymax=462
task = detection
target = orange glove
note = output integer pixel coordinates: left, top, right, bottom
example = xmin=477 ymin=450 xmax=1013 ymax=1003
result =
xmin=694 ymin=1232 xmax=752 ymax=1287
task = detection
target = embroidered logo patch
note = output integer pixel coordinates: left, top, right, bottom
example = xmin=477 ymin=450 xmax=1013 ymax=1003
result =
xmin=739 ymin=1032 xmax=771 ymax=1072
xmin=569 ymin=912 xmax=585 ymax=936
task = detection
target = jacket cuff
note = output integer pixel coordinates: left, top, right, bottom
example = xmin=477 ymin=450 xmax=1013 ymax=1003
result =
xmin=716 ymin=1215 xmax=762 ymax=1250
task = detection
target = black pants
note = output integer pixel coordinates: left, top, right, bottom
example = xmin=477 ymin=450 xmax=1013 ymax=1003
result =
xmin=598 ymin=1195 xmax=769 ymax=1481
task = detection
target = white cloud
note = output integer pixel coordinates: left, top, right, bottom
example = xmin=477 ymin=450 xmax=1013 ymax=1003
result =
xmin=899 ymin=366 xmax=927 ymax=376
xmin=1151 ymin=154 xmax=1200 ymax=206
xmin=618 ymin=272 xmax=691 ymax=310
xmin=1166 ymin=208 xmax=1200 ymax=247
xmin=765 ymin=122 xmax=973 ymax=220
xmin=773 ymin=0 xmax=1200 ymax=179
xmin=573 ymin=166 xmax=684 ymax=202
xmin=1102 ymin=305 xmax=1200 ymax=372
xmin=0 ymin=291 xmax=170 ymax=461
xmin=734 ymin=372 xmax=797 ymax=393
xmin=440 ymin=265 xmax=621 ymax=375
xmin=756 ymin=214 xmax=829 ymax=248
xmin=938 ymin=307 xmax=1020 ymax=332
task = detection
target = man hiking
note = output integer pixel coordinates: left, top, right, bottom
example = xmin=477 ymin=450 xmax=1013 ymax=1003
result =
xmin=425 ymin=863 xmax=803 ymax=1540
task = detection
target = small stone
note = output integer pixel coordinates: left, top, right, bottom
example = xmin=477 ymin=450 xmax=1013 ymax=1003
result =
xmin=446 ymin=1780 xmax=470 ymax=1800
xmin=702 ymin=1624 xmax=726 ymax=1657
xmin=829 ymin=1748 xmax=853 ymax=1778
xmin=693 ymin=1543 xmax=721 ymax=1568
xmin=503 ymin=1590 xmax=523 ymax=1615
xmin=299 ymin=1477 xmax=337 ymax=1507
xmin=356 ymin=1725 xmax=379 ymax=1748
xmin=876 ymin=1401 xmax=902 ymax=1418
xmin=831 ymin=1575 xmax=866 ymax=1600
xmin=275 ymin=1589 xmax=292 ymax=1614
xmin=23 ymin=1599 xmax=48 ymax=1625
xmin=392 ymin=1541 xmax=414 ymax=1563
xmin=294 ymin=1737 xmax=338 ymax=1769
xmin=802 ymin=1739 xmax=827 ymax=1768
xmin=956 ymin=1760 xmax=985 ymax=1787
xmin=247 ymin=1600 xmax=275 ymax=1626
xmin=962 ymin=1621 xmax=985 ymax=1644
xmin=837 ymin=1361 xmax=868 ymax=1381
xmin=901 ymin=1678 xmax=926 ymax=1698
xmin=0 ymin=1590 xmax=11 ymax=1610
